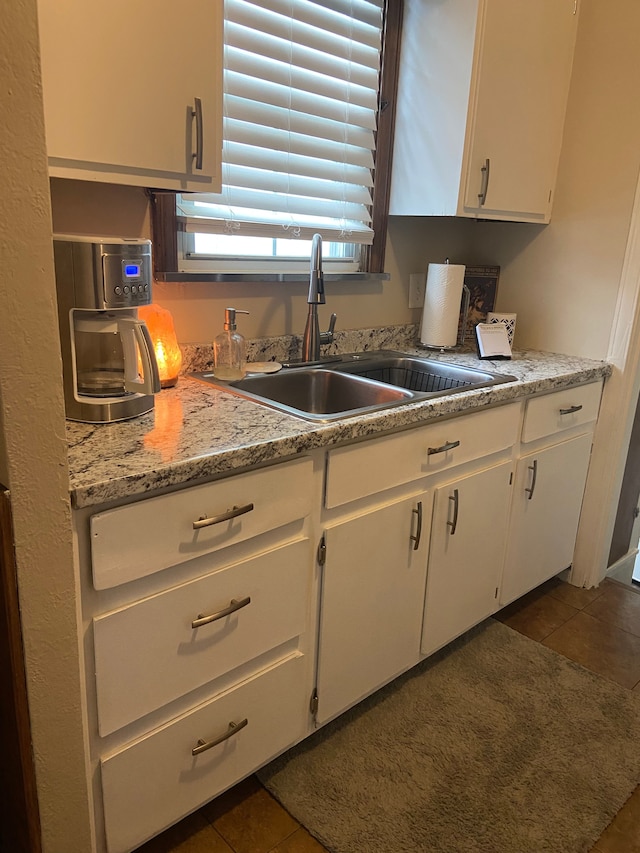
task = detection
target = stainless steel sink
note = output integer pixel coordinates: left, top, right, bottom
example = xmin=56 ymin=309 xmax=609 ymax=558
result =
xmin=192 ymin=350 xmax=516 ymax=422
xmin=193 ymin=367 xmax=416 ymax=422
xmin=330 ymin=352 xmax=516 ymax=395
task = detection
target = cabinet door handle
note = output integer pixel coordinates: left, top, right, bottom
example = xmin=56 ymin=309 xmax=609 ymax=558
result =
xmin=193 ymin=503 xmax=254 ymax=529
xmin=428 ymin=439 xmax=460 ymax=456
xmin=192 ymin=718 xmax=248 ymax=756
xmin=525 ymin=459 xmax=538 ymax=500
xmin=410 ymin=501 xmax=423 ymax=551
xmin=192 ymin=596 xmax=251 ymax=629
xmin=192 ymin=96 xmax=204 ymax=170
xmin=447 ymin=489 xmax=459 ymax=535
xmin=559 ymin=404 xmax=583 ymax=415
xmin=478 ymin=158 xmax=490 ymax=206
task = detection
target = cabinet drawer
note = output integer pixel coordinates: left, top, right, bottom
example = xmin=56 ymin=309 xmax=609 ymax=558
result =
xmin=90 ymin=457 xmax=313 ymax=589
xmin=522 ymin=382 xmax=602 ymax=443
xmin=94 ymin=538 xmax=310 ymax=736
xmin=326 ymin=404 xmax=520 ymax=507
xmin=100 ymin=653 xmax=306 ymax=853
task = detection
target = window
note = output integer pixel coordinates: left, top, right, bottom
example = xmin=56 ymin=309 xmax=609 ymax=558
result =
xmin=152 ymin=0 xmax=402 ymax=277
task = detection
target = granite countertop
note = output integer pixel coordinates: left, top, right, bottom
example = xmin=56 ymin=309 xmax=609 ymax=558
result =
xmin=66 ymin=342 xmax=611 ymax=510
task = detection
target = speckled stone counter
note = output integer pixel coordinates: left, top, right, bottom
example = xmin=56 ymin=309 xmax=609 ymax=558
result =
xmin=66 ymin=336 xmax=611 ymax=510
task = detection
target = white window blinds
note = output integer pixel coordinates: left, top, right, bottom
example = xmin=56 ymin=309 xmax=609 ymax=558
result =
xmin=177 ymin=0 xmax=385 ymax=245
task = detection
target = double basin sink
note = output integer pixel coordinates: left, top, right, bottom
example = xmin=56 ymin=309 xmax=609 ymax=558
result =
xmin=193 ymin=350 xmax=517 ymax=423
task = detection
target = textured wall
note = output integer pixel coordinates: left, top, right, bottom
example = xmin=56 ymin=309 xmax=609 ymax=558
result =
xmin=0 ymin=2 xmax=93 ymax=850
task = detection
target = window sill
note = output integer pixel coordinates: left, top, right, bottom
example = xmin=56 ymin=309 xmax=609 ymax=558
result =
xmin=155 ymin=271 xmax=390 ymax=283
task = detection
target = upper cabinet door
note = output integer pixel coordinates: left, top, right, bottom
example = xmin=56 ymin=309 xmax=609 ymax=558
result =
xmin=389 ymin=0 xmax=579 ymax=224
xmin=37 ymin=0 xmax=223 ymax=192
xmin=461 ymin=0 xmax=579 ymax=220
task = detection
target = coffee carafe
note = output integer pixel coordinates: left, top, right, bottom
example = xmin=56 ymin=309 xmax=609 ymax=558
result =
xmin=53 ymin=237 xmax=161 ymax=423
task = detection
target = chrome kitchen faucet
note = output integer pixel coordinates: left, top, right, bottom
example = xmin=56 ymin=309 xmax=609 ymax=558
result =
xmin=301 ymin=233 xmax=337 ymax=363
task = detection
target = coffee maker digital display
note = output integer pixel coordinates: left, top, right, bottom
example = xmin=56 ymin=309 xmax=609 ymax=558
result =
xmin=53 ymin=236 xmax=161 ymax=423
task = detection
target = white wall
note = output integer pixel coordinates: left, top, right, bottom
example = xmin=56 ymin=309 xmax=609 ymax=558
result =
xmin=0 ymin=5 xmax=93 ymax=851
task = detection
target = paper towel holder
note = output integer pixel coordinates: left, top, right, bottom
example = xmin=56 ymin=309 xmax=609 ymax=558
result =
xmin=419 ymin=284 xmax=471 ymax=352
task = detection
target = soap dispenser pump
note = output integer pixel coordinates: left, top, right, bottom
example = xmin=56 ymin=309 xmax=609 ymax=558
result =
xmin=213 ymin=307 xmax=249 ymax=380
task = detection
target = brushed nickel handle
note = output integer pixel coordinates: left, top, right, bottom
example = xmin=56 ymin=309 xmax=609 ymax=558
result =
xmin=559 ymin=404 xmax=583 ymax=415
xmin=410 ymin=501 xmax=423 ymax=551
xmin=478 ymin=158 xmax=490 ymax=206
xmin=525 ymin=459 xmax=538 ymax=500
xmin=447 ymin=489 xmax=459 ymax=535
xmin=192 ymin=718 xmax=248 ymax=756
xmin=192 ymin=596 xmax=251 ymax=629
xmin=428 ymin=439 xmax=460 ymax=456
xmin=193 ymin=503 xmax=254 ymax=530
xmin=192 ymin=97 xmax=204 ymax=170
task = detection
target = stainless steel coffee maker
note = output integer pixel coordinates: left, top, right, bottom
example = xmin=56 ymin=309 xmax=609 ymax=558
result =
xmin=53 ymin=236 xmax=161 ymax=423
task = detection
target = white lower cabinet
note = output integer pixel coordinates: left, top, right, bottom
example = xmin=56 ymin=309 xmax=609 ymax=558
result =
xmin=77 ymin=385 xmax=603 ymax=852
xmin=77 ymin=456 xmax=318 ymax=853
xmin=101 ymin=653 xmax=306 ymax=853
xmin=422 ymin=460 xmax=513 ymax=656
xmin=500 ymin=432 xmax=594 ymax=605
xmin=315 ymin=494 xmax=432 ymax=725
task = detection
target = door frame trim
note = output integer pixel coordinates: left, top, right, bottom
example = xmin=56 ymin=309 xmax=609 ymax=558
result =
xmin=571 ymin=166 xmax=640 ymax=587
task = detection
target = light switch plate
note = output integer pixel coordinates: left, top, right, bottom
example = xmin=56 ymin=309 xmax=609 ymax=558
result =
xmin=409 ymin=273 xmax=426 ymax=309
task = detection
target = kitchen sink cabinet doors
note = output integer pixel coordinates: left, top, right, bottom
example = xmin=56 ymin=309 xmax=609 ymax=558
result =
xmin=314 ymin=492 xmax=432 ymax=726
xmin=316 ymin=403 xmax=521 ymax=724
xmin=389 ymin=0 xmax=579 ymax=223
xmin=421 ymin=461 xmax=512 ymax=657
xmin=37 ymin=0 xmax=223 ymax=191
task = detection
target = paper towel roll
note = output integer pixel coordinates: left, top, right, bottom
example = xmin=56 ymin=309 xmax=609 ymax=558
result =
xmin=420 ymin=263 xmax=466 ymax=348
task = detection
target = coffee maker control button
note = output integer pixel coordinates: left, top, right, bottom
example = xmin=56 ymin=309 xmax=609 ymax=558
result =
xmin=114 ymin=286 xmax=122 ymax=296
xmin=123 ymin=286 xmax=130 ymax=295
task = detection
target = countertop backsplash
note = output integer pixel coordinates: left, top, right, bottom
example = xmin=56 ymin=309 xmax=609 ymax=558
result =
xmin=179 ymin=323 xmax=422 ymax=373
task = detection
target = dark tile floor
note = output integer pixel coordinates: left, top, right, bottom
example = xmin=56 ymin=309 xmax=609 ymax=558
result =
xmin=135 ymin=576 xmax=640 ymax=853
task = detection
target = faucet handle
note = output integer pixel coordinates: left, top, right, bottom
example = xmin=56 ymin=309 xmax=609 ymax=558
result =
xmin=320 ymin=313 xmax=337 ymax=346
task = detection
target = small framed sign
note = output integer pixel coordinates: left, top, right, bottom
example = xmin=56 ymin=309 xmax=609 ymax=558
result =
xmin=475 ymin=322 xmax=512 ymax=360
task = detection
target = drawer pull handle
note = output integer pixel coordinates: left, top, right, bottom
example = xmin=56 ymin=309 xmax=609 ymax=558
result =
xmin=193 ymin=503 xmax=254 ymax=530
xmin=447 ymin=489 xmax=459 ymax=535
xmin=525 ymin=459 xmax=538 ymax=500
xmin=192 ymin=718 xmax=248 ymax=756
xmin=192 ymin=596 xmax=251 ymax=629
xmin=559 ymin=404 xmax=583 ymax=415
xmin=410 ymin=501 xmax=423 ymax=551
xmin=428 ymin=439 xmax=460 ymax=456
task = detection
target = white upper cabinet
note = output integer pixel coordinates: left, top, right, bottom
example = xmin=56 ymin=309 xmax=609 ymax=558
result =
xmin=37 ymin=0 xmax=223 ymax=191
xmin=389 ymin=0 xmax=579 ymax=223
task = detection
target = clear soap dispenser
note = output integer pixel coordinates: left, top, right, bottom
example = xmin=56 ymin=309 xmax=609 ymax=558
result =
xmin=213 ymin=307 xmax=249 ymax=380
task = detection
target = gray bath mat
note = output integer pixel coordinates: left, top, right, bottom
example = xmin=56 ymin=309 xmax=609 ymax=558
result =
xmin=259 ymin=620 xmax=640 ymax=853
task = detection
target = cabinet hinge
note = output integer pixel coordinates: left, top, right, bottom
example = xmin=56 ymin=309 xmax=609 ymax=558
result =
xmin=317 ymin=534 xmax=327 ymax=566
xmin=310 ymin=688 xmax=319 ymax=716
